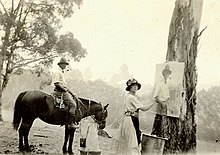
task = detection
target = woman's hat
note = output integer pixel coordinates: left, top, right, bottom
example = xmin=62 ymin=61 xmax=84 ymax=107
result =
xmin=58 ymin=57 xmax=69 ymax=65
xmin=162 ymin=64 xmax=172 ymax=76
xmin=126 ymin=78 xmax=141 ymax=91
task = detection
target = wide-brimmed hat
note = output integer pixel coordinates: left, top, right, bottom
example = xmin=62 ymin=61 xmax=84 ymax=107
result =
xmin=162 ymin=64 xmax=172 ymax=76
xmin=58 ymin=57 xmax=69 ymax=65
xmin=125 ymin=78 xmax=141 ymax=91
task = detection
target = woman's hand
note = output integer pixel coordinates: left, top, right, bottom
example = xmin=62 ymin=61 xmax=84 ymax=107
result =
xmin=155 ymin=97 xmax=166 ymax=107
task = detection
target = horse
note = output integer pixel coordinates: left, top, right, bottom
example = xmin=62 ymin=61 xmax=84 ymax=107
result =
xmin=13 ymin=90 xmax=109 ymax=154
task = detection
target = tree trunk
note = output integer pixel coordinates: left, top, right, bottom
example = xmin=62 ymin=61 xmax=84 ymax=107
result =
xmin=0 ymin=16 xmax=12 ymax=121
xmin=151 ymin=0 xmax=203 ymax=154
xmin=166 ymin=0 xmax=203 ymax=153
xmin=0 ymin=52 xmax=4 ymax=121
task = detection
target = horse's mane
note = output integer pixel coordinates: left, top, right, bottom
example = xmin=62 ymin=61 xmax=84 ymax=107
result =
xmin=78 ymin=97 xmax=104 ymax=113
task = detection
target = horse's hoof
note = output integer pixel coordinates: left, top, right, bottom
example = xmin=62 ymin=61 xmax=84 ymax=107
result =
xmin=68 ymin=151 xmax=74 ymax=155
xmin=25 ymin=147 xmax=32 ymax=152
xmin=68 ymin=149 xmax=74 ymax=155
xmin=25 ymin=148 xmax=31 ymax=152
xmin=19 ymin=146 xmax=25 ymax=152
xmin=25 ymin=145 xmax=35 ymax=152
xmin=62 ymin=146 xmax=67 ymax=154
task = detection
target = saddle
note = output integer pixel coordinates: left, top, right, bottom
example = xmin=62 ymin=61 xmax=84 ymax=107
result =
xmin=52 ymin=92 xmax=67 ymax=110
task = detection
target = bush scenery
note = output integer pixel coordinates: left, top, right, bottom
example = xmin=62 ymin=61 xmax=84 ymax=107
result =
xmin=1 ymin=69 xmax=220 ymax=154
xmin=1 ymin=0 xmax=220 ymax=155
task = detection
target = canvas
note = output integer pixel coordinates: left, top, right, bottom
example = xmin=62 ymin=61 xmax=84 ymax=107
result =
xmin=151 ymin=61 xmax=186 ymax=118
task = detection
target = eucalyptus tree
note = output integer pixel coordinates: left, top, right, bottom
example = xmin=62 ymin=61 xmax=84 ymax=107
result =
xmin=0 ymin=0 xmax=86 ymax=121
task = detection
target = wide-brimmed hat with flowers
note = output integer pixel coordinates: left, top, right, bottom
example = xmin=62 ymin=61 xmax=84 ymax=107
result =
xmin=125 ymin=78 xmax=141 ymax=91
xmin=58 ymin=57 xmax=69 ymax=65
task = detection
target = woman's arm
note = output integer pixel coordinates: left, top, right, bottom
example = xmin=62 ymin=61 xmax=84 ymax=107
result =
xmin=139 ymin=102 xmax=156 ymax=111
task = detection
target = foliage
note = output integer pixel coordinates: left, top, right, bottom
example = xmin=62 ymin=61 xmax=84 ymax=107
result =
xmin=56 ymin=33 xmax=86 ymax=62
xmin=196 ymin=86 xmax=220 ymax=141
xmin=0 ymin=0 xmax=85 ymax=90
xmin=3 ymin=69 xmax=45 ymax=109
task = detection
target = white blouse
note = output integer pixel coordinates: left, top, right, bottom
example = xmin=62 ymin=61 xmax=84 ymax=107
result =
xmin=125 ymin=93 xmax=143 ymax=113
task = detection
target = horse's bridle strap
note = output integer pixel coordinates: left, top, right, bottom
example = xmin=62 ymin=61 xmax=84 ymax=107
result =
xmin=77 ymin=98 xmax=91 ymax=116
xmin=77 ymin=98 xmax=104 ymax=124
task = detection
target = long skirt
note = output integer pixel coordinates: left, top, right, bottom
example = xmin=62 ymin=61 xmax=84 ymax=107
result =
xmin=116 ymin=115 xmax=141 ymax=155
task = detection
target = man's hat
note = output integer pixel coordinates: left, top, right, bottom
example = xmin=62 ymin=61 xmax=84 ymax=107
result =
xmin=162 ymin=64 xmax=172 ymax=76
xmin=58 ymin=57 xmax=69 ymax=65
xmin=125 ymin=78 xmax=141 ymax=91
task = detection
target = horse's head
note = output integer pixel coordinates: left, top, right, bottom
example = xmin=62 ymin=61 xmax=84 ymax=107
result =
xmin=92 ymin=103 xmax=109 ymax=129
xmin=77 ymin=98 xmax=109 ymax=129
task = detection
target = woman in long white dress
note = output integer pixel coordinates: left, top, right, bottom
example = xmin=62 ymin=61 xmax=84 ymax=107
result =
xmin=117 ymin=78 xmax=156 ymax=155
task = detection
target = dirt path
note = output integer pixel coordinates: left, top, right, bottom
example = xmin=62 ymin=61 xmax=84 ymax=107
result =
xmin=1 ymin=110 xmax=220 ymax=155
xmin=0 ymin=120 xmax=117 ymax=155
xmin=0 ymin=121 xmax=68 ymax=154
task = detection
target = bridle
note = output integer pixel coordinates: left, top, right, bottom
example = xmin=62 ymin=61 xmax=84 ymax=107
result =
xmin=76 ymin=97 xmax=106 ymax=125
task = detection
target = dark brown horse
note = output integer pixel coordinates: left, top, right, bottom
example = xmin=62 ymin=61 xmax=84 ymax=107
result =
xmin=13 ymin=90 xmax=108 ymax=154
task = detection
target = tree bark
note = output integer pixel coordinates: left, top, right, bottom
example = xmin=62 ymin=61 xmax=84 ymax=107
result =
xmin=151 ymin=0 xmax=203 ymax=154
xmin=166 ymin=0 xmax=203 ymax=153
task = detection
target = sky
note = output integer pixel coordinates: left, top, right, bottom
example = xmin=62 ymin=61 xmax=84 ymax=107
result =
xmin=58 ymin=0 xmax=220 ymax=90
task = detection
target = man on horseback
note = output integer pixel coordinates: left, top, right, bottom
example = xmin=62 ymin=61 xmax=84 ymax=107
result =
xmin=51 ymin=57 xmax=78 ymax=128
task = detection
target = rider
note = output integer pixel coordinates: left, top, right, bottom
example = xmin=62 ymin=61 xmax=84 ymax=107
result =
xmin=51 ymin=57 xmax=78 ymax=128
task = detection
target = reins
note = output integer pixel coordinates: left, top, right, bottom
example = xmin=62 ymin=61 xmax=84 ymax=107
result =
xmin=75 ymin=96 xmax=104 ymax=124
xmin=77 ymin=98 xmax=91 ymax=116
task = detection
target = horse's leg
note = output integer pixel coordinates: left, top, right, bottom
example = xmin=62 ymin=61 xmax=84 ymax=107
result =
xmin=68 ymin=128 xmax=75 ymax=155
xmin=18 ymin=127 xmax=24 ymax=151
xmin=20 ymin=119 xmax=34 ymax=151
xmin=63 ymin=125 xmax=70 ymax=154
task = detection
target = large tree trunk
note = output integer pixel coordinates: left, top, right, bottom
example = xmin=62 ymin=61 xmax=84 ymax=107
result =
xmin=166 ymin=0 xmax=203 ymax=153
xmin=151 ymin=0 xmax=203 ymax=154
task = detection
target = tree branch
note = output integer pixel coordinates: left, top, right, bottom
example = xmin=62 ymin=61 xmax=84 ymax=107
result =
xmin=11 ymin=55 xmax=58 ymax=70
xmin=198 ymin=26 xmax=207 ymax=38
xmin=22 ymin=7 xmax=31 ymax=24
xmin=26 ymin=2 xmax=59 ymax=7
xmin=0 ymin=0 xmax=9 ymax=16
xmin=21 ymin=0 xmax=34 ymax=24
xmin=11 ymin=0 xmax=14 ymax=15
xmin=14 ymin=0 xmax=22 ymax=16
xmin=18 ymin=1 xmax=23 ymax=23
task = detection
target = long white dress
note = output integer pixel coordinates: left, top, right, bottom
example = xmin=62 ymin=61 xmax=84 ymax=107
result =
xmin=116 ymin=93 xmax=143 ymax=155
xmin=79 ymin=117 xmax=101 ymax=152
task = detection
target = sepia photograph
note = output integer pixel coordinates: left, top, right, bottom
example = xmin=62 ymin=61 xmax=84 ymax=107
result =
xmin=0 ymin=0 xmax=220 ymax=155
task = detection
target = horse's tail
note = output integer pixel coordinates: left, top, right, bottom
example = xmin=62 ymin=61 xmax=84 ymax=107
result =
xmin=13 ymin=91 xmax=26 ymax=130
